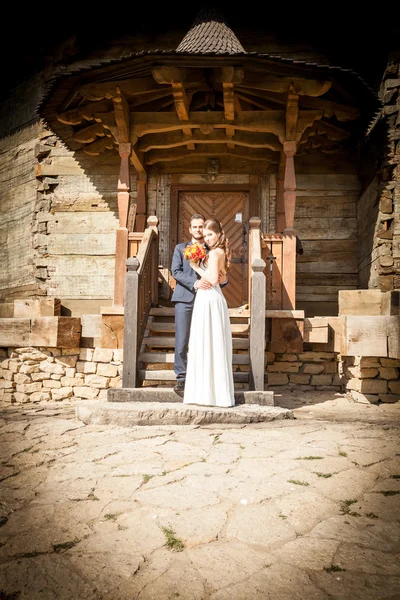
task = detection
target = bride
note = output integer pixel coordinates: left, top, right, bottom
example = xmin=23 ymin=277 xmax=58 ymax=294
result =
xmin=183 ymin=218 xmax=235 ymax=408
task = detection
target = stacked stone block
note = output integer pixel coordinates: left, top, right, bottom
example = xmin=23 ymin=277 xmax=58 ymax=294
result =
xmin=0 ymin=347 xmax=122 ymax=406
xmin=266 ymin=351 xmax=343 ymax=391
xmin=343 ymin=356 xmax=400 ymax=404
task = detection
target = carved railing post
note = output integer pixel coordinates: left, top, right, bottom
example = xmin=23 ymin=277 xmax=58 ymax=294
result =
xmin=250 ymin=258 xmax=266 ymax=391
xmin=147 ymin=215 xmax=159 ymax=305
xmin=248 ymin=216 xmax=266 ymax=390
xmin=122 ymin=257 xmax=139 ymax=388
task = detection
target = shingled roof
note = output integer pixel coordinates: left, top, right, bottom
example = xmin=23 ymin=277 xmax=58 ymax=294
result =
xmin=176 ymin=6 xmax=245 ymax=55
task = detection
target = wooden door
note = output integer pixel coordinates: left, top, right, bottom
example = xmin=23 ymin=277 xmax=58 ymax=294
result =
xmin=178 ymin=191 xmax=249 ymax=307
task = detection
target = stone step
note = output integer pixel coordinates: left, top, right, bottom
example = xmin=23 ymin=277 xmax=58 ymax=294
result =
xmin=76 ymin=399 xmax=290 ymax=427
xmin=107 ymin=387 xmax=274 ymax=405
xmin=138 ymin=369 xmax=249 ymax=382
xmin=148 ymin=322 xmax=249 ymax=334
xmin=138 ymin=352 xmax=250 ymax=365
xmin=150 ymin=307 xmax=250 ymax=318
xmin=142 ymin=337 xmax=250 ymax=349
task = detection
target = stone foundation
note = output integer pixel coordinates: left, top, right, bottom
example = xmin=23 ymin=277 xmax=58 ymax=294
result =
xmin=343 ymin=356 xmax=400 ymax=404
xmin=1 ymin=347 xmax=399 ymax=406
xmin=0 ymin=347 xmax=122 ymax=406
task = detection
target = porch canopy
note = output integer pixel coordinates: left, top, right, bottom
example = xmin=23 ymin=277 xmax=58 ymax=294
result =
xmin=38 ymin=8 xmax=380 ymax=183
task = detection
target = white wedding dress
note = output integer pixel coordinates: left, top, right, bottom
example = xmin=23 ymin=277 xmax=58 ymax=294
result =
xmin=183 ymin=263 xmax=235 ymax=407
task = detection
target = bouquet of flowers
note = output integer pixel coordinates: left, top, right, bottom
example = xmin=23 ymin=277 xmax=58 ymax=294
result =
xmin=183 ymin=242 xmax=206 ymax=263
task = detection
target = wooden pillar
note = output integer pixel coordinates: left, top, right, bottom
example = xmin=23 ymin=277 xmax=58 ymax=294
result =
xmin=122 ymin=257 xmax=139 ymax=388
xmin=283 ymin=141 xmax=297 ymax=232
xmin=114 ymin=143 xmax=131 ymax=307
xmin=276 ymin=152 xmax=286 ymax=232
xmin=135 ymin=173 xmax=147 ymax=232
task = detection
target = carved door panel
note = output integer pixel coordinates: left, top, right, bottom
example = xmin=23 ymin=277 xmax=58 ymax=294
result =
xmin=178 ymin=191 xmax=249 ymax=308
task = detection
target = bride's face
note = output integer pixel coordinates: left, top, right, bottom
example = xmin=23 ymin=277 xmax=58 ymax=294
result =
xmin=203 ymin=228 xmax=219 ymax=248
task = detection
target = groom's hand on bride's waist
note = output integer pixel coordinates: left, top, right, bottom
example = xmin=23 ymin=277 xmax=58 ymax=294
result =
xmin=195 ymin=280 xmax=212 ymax=290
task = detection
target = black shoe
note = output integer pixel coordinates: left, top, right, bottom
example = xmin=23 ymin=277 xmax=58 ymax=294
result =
xmin=174 ymin=379 xmax=185 ymax=392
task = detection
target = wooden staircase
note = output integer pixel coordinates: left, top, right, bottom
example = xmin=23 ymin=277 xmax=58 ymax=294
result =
xmin=138 ymin=306 xmax=251 ymax=389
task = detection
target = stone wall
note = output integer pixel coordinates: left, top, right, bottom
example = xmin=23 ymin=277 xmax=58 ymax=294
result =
xmin=0 ymin=347 xmax=122 ymax=406
xmin=1 ymin=347 xmax=398 ymax=407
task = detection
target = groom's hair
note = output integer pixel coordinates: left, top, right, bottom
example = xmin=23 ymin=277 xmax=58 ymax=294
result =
xmin=190 ymin=213 xmax=206 ymax=224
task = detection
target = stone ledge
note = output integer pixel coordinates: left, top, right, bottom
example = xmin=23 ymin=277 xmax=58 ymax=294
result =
xmin=75 ymin=400 xmax=293 ymax=426
xmin=107 ymin=387 xmax=275 ymax=406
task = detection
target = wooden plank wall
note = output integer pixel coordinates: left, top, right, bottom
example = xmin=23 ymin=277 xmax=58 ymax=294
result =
xmin=357 ymin=177 xmax=380 ymax=289
xmin=0 ymin=123 xmax=41 ymax=301
xmin=293 ymin=155 xmax=361 ymax=317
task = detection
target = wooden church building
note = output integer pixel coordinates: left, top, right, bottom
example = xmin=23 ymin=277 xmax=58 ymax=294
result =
xmin=0 ymin=7 xmax=399 ymax=405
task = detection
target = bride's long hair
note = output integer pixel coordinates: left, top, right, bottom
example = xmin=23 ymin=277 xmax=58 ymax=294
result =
xmin=203 ymin=218 xmax=232 ymax=271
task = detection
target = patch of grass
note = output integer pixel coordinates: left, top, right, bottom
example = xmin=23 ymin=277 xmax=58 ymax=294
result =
xmin=160 ymin=526 xmax=185 ymax=552
xmin=103 ymin=513 xmax=122 ymax=521
xmin=296 ymin=456 xmax=323 ymax=460
xmin=213 ymin=434 xmax=222 ymax=445
xmin=87 ymin=490 xmax=100 ymax=501
xmin=200 ymin=458 xmax=206 ymax=462
xmin=339 ymin=498 xmax=361 ymax=517
xmin=142 ymin=474 xmax=154 ymax=484
xmin=324 ymin=564 xmax=346 ymax=573
xmin=288 ymin=479 xmax=309 ymax=486
xmin=53 ymin=539 xmax=80 ymax=553
xmin=365 ymin=512 xmax=378 ymax=519
xmin=339 ymin=450 xmax=347 ymax=457
xmin=279 ymin=513 xmax=287 ymax=520
xmin=21 ymin=447 xmax=33 ymax=453
xmin=390 ymin=475 xmax=400 ymax=480
xmin=16 ymin=551 xmax=45 ymax=559
xmin=313 ymin=472 xmax=336 ymax=478
xmin=378 ymin=490 xmax=400 ymax=497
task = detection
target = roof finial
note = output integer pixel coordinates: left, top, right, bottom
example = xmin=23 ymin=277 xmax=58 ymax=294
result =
xmin=176 ymin=6 xmax=245 ymax=55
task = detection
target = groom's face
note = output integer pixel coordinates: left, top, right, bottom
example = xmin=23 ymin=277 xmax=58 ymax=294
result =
xmin=189 ymin=219 xmax=205 ymax=242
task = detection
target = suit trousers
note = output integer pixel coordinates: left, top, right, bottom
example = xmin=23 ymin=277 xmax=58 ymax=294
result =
xmin=174 ymin=299 xmax=195 ymax=381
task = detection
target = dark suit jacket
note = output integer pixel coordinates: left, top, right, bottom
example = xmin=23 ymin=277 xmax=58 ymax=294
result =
xmin=171 ymin=241 xmax=198 ymax=303
xmin=171 ymin=241 xmax=228 ymax=303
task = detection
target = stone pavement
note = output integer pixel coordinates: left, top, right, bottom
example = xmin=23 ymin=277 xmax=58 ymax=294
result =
xmin=0 ymin=391 xmax=399 ymax=600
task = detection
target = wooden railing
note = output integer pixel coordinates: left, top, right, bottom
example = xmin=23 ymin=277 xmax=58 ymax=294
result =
xmin=248 ymin=217 xmax=266 ymax=391
xmin=123 ymin=216 xmax=159 ymax=387
xmin=261 ymin=233 xmax=296 ymax=309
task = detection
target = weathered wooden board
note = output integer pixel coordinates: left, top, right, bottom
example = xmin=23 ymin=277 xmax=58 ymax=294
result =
xmin=100 ymin=315 xmax=124 ymax=348
xmin=339 ymin=290 xmax=384 ymax=316
xmin=47 ymin=212 xmax=118 ymax=234
xmin=296 ymin=174 xmax=361 ymax=191
xmin=0 ymin=318 xmax=31 ymax=346
xmin=304 ymin=318 xmax=328 ymax=343
xmin=45 ymin=234 xmax=116 ymax=255
xmin=31 ymin=317 xmax=81 ymax=347
xmin=0 ymin=317 xmax=81 ymax=347
xmin=81 ymin=314 xmax=102 ymax=337
xmin=270 ymin=318 xmax=304 ymax=353
xmin=14 ymin=297 xmax=61 ymax=317
xmin=45 ymin=256 xmax=115 ymax=299
xmin=295 ymin=218 xmax=357 ymax=239
xmin=295 ymin=195 xmax=357 ymax=218
xmin=343 ymin=316 xmax=400 ymax=357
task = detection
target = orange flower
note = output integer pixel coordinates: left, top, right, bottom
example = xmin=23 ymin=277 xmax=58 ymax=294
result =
xmin=183 ymin=242 xmax=206 ymax=262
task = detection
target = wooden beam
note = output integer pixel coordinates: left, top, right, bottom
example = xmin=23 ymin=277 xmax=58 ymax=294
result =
xmin=57 ymin=100 xmax=111 ymax=125
xmin=131 ymin=110 xmax=285 ymax=141
xmin=79 ymin=76 xmax=163 ymax=100
xmin=151 ymin=66 xmax=206 ymax=85
xmin=286 ymin=85 xmax=299 ymax=141
xmin=83 ymin=137 xmax=115 ymax=155
xmin=73 ymin=122 xmax=104 ymax=143
xmin=145 ymin=145 xmax=279 ymax=165
xmin=138 ymin=129 xmax=281 ymax=152
xmin=239 ymin=73 xmax=332 ymax=96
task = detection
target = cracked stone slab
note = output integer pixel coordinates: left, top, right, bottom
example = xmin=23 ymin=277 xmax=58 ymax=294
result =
xmin=76 ymin=401 xmax=293 ymax=426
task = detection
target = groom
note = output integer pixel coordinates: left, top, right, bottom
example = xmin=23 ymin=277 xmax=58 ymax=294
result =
xmin=171 ymin=213 xmax=228 ymax=392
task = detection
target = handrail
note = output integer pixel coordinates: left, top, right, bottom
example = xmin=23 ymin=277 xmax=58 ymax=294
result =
xmin=122 ymin=216 xmax=159 ymax=387
xmin=248 ymin=217 xmax=266 ymax=391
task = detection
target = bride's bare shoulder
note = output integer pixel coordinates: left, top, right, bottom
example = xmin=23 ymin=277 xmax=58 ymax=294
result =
xmin=211 ymin=248 xmax=224 ymax=257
